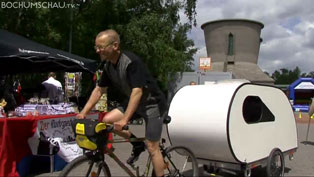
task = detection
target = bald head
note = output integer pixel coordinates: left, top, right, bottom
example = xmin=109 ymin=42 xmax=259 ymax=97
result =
xmin=96 ymin=29 xmax=120 ymax=44
xmin=95 ymin=29 xmax=121 ymax=63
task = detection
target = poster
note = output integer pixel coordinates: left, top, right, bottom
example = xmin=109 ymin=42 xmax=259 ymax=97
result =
xmin=28 ymin=113 xmax=98 ymax=162
xmin=199 ymin=57 xmax=211 ymax=71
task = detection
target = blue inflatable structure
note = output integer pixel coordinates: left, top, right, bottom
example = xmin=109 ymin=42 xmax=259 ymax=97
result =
xmin=288 ymin=78 xmax=314 ymax=112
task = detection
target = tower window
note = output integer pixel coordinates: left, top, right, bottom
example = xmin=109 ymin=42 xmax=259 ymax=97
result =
xmin=228 ymin=33 xmax=234 ymax=56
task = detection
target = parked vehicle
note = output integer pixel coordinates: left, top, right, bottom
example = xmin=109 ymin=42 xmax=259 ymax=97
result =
xmin=167 ymin=79 xmax=298 ymax=177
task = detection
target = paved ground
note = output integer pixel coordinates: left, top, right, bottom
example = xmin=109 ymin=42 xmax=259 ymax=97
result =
xmin=33 ymin=112 xmax=314 ymax=177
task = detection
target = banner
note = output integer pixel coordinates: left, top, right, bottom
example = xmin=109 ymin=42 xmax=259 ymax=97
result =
xmin=199 ymin=57 xmax=211 ymax=71
xmin=28 ymin=113 xmax=98 ymax=162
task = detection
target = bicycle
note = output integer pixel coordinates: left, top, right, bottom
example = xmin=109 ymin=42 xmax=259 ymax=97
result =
xmin=59 ymin=118 xmax=199 ymax=177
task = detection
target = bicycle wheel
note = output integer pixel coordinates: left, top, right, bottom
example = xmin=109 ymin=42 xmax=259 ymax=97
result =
xmin=59 ymin=155 xmax=111 ymax=177
xmin=163 ymin=146 xmax=199 ymax=177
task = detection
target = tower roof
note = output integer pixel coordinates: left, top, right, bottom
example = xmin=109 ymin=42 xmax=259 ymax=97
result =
xmin=201 ymin=19 xmax=264 ymax=29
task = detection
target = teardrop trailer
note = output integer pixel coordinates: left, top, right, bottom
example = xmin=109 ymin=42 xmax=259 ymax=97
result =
xmin=167 ymin=80 xmax=298 ymax=177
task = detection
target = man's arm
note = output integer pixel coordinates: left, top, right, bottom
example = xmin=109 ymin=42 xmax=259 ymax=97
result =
xmin=115 ymin=87 xmax=142 ymax=129
xmin=76 ymin=86 xmax=107 ymax=119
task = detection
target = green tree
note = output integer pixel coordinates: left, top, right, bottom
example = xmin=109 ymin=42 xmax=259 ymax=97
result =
xmin=271 ymin=67 xmax=302 ymax=84
xmin=301 ymin=71 xmax=314 ymax=78
xmin=264 ymin=71 xmax=270 ymax=77
xmin=0 ymin=0 xmax=198 ymax=94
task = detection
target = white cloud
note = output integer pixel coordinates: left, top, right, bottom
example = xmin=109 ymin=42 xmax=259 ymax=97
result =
xmin=261 ymin=24 xmax=292 ymax=42
xmin=303 ymin=27 xmax=314 ymax=48
xmin=186 ymin=0 xmax=314 ymax=74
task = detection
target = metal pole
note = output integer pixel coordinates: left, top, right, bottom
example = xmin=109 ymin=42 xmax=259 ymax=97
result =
xmin=69 ymin=0 xmax=73 ymax=53
xmin=305 ymin=114 xmax=312 ymax=142
xmin=197 ymin=71 xmax=201 ymax=85
xmin=306 ymin=99 xmax=314 ymax=142
xmin=65 ymin=0 xmax=74 ymax=102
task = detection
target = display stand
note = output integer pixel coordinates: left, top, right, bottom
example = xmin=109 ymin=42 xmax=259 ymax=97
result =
xmin=0 ymin=113 xmax=99 ymax=177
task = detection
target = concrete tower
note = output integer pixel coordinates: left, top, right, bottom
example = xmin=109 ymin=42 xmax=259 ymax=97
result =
xmin=201 ymin=19 xmax=274 ymax=84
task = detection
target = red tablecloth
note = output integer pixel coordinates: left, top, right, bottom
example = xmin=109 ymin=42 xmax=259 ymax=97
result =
xmin=0 ymin=117 xmax=38 ymax=176
xmin=0 ymin=113 xmax=103 ymax=177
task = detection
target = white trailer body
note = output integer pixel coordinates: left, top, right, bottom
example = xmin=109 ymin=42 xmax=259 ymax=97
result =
xmin=167 ymin=80 xmax=297 ymax=175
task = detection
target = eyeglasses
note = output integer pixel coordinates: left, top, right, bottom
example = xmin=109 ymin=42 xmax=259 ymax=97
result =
xmin=94 ymin=42 xmax=114 ymax=51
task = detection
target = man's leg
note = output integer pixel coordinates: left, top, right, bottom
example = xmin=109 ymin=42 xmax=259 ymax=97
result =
xmin=102 ymin=108 xmax=131 ymax=138
xmin=146 ymin=140 xmax=164 ymax=177
xmin=145 ymin=113 xmax=165 ymax=177
xmin=103 ymin=108 xmax=145 ymax=164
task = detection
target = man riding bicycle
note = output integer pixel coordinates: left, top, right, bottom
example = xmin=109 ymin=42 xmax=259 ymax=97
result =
xmin=76 ymin=29 xmax=167 ymax=177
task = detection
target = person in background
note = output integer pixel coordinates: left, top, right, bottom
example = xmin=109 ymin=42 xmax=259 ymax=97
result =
xmin=1 ymin=75 xmax=17 ymax=113
xmin=189 ymin=81 xmax=197 ymax=85
xmin=13 ymin=79 xmax=25 ymax=105
xmin=0 ymin=76 xmax=6 ymax=103
xmin=41 ymin=72 xmax=64 ymax=104
xmin=76 ymin=29 xmax=167 ymax=177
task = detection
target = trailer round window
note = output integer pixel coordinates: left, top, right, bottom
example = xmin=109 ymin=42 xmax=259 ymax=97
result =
xmin=242 ymin=96 xmax=262 ymax=123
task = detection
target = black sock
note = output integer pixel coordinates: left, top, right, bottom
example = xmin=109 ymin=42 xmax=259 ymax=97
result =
xmin=129 ymin=133 xmax=143 ymax=147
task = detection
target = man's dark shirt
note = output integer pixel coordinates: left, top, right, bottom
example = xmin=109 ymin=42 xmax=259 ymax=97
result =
xmin=98 ymin=51 xmax=166 ymax=111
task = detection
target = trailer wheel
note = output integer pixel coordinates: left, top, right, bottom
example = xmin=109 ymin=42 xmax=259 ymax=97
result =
xmin=266 ymin=149 xmax=285 ymax=177
xmin=237 ymin=168 xmax=251 ymax=177
xmin=244 ymin=168 xmax=252 ymax=177
xmin=203 ymin=165 xmax=219 ymax=174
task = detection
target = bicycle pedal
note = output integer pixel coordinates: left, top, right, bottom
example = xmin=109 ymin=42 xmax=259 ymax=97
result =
xmin=126 ymin=155 xmax=140 ymax=165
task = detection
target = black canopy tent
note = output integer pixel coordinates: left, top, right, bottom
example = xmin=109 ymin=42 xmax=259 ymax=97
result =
xmin=0 ymin=29 xmax=97 ymax=75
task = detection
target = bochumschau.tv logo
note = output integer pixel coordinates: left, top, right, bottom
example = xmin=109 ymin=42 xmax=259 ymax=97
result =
xmin=1 ymin=1 xmax=78 ymax=9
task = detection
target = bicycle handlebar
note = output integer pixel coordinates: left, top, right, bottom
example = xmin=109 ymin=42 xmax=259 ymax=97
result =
xmin=105 ymin=124 xmax=129 ymax=132
xmin=122 ymin=125 xmax=129 ymax=130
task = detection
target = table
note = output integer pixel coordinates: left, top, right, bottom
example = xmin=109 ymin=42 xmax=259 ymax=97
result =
xmin=0 ymin=113 xmax=100 ymax=177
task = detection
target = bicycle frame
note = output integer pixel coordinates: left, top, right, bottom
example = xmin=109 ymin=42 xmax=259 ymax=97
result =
xmin=99 ymin=137 xmax=157 ymax=177
xmin=65 ymin=118 xmax=199 ymax=177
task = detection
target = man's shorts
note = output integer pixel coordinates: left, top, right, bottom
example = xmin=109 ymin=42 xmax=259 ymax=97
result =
xmin=117 ymin=103 xmax=165 ymax=142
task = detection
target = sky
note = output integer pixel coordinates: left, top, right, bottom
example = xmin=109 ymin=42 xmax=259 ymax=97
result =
xmin=182 ymin=0 xmax=314 ymax=75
